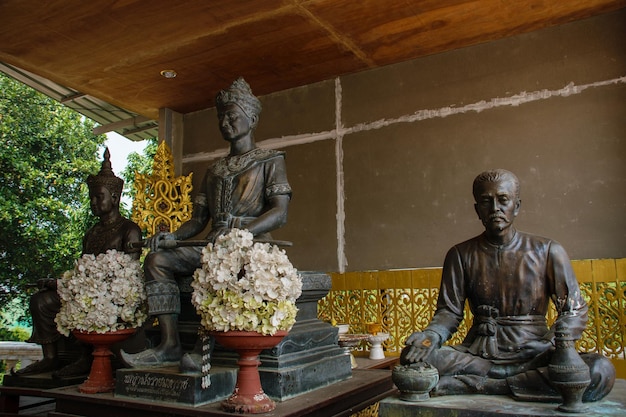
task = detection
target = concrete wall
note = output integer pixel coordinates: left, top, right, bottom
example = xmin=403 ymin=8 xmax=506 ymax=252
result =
xmin=180 ymin=9 xmax=626 ymax=273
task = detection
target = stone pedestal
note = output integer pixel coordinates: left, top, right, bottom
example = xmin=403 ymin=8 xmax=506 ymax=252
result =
xmin=379 ymin=378 xmax=626 ymax=417
xmin=115 ymin=365 xmax=237 ymax=406
xmin=212 ymin=271 xmax=352 ymax=400
xmin=260 ymin=319 xmax=352 ymax=400
xmin=114 ymin=271 xmax=351 ymax=404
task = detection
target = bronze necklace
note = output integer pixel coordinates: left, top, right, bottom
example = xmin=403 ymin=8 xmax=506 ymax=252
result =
xmin=84 ymin=216 xmax=126 ymax=255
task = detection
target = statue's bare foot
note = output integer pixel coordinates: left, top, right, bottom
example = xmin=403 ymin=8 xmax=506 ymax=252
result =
xmin=120 ymin=346 xmax=182 ymax=368
xmin=179 ymin=352 xmax=202 ymax=374
xmin=52 ymin=356 xmax=92 ymax=379
xmin=11 ymin=358 xmax=58 ymax=376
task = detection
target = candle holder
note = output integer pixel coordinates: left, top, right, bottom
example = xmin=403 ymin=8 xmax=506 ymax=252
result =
xmin=338 ymin=334 xmax=369 ymax=368
xmin=368 ymin=332 xmax=390 ymax=360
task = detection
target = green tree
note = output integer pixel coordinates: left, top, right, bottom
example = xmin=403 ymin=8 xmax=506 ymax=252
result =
xmin=120 ymin=137 xmax=158 ymax=207
xmin=0 ymin=73 xmax=106 ymax=315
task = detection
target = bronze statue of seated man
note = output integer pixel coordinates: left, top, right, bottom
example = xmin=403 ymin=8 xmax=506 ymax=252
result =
xmin=401 ymin=169 xmax=615 ymax=403
xmin=12 ymin=149 xmax=142 ymax=378
xmin=121 ymin=78 xmax=291 ymax=369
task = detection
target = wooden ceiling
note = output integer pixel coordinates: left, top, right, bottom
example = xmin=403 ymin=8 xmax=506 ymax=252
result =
xmin=1 ymin=0 xmax=625 ymax=124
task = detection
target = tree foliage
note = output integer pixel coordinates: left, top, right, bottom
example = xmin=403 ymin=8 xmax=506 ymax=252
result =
xmin=120 ymin=137 xmax=158 ymax=205
xmin=0 ymin=73 xmax=106 ymax=313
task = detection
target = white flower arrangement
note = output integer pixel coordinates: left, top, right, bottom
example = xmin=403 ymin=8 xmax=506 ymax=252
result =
xmin=192 ymin=228 xmax=302 ymax=335
xmin=55 ymin=249 xmax=147 ymax=335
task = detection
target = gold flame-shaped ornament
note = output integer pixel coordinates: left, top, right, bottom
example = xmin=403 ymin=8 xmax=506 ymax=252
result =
xmin=131 ymin=141 xmax=193 ymax=237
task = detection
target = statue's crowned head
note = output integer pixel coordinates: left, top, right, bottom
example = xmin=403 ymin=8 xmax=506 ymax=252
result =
xmin=215 ymin=77 xmax=262 ymax=120
xmin=86 ymin=148 xmax=124 ymax=198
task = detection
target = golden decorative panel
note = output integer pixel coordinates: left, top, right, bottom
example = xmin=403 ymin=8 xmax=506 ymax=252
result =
xmin=131 ymin=141 xmax=193 ymax=237
xmin=350 ymin=401 xmax=379 ymax=417
xmin=319 ymin=258 xmax=626 ymax=378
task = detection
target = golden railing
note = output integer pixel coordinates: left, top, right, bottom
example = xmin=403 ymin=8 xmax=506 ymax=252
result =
xmin=318 ymin=258 xmax=626 ymax=378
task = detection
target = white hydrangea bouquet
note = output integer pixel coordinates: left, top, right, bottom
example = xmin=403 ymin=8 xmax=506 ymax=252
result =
xmin=55 ymin=249 xmax=147 ymax=335
xmin=192 ymin=228 xmax=302 ymax=335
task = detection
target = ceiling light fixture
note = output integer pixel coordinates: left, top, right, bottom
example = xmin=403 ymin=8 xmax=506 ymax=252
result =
xmin=160 ymin=69 xmax=177 ymax=79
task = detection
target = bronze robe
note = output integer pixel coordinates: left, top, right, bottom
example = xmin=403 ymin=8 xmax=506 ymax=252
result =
xmin=427 ymin=231 xmax=587 ymax=365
